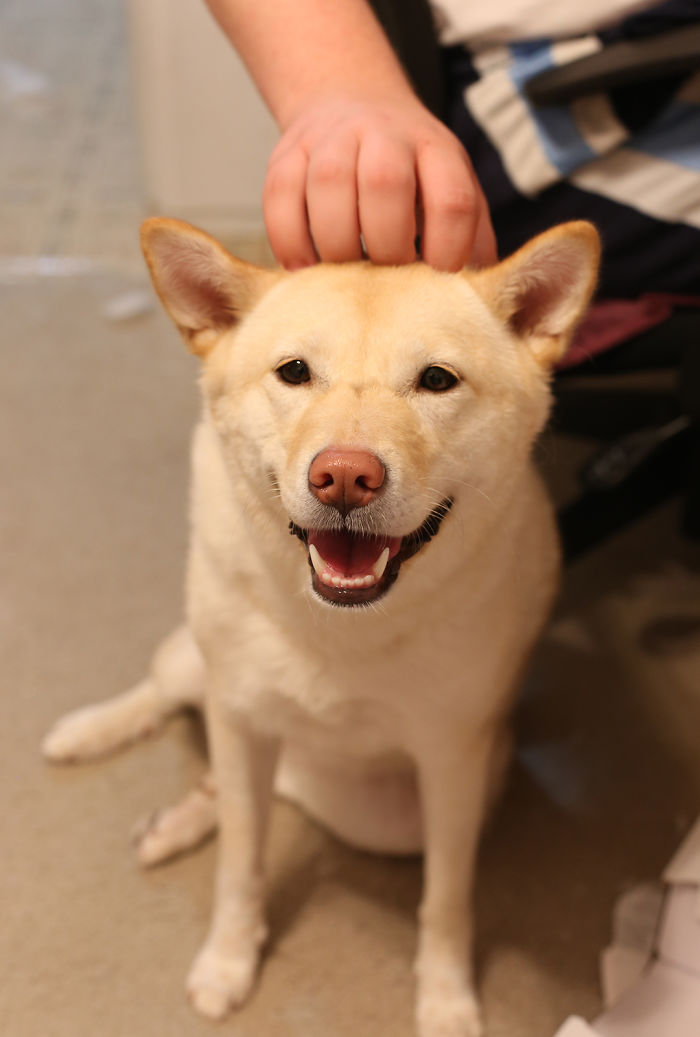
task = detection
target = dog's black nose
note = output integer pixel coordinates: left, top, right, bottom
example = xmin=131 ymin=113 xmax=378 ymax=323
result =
xmin=308 ymin=448 xmax=385 ymax=515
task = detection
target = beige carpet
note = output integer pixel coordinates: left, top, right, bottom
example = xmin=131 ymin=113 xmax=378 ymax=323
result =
xmin=3 ymin=270 xmax=700 ymax=1037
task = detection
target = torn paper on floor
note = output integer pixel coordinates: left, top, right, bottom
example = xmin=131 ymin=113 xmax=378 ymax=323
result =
xmin=552 ymin=814 xmax=700 ymax=1037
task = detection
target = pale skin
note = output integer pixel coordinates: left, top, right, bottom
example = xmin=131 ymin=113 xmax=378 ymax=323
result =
xmin=203 ymin=0 xmax=497 ymax=271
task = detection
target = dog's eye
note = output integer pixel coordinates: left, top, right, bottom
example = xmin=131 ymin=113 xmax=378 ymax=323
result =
xmin=419 ymin=366 xmax=459 ymax=393
xmin=276 ymin=359 xmax=311 ymax=385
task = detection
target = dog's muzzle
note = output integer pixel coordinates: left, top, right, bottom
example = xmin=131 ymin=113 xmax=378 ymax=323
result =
xmin=287 ymin=447 xmax=453 ymax=607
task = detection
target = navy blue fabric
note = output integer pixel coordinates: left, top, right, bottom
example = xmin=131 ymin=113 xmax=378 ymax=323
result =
xmin=599 ymin=0 xmax=700 ymax=44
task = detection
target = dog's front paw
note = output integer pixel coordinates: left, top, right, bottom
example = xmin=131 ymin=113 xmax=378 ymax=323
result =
xmin=186 ymin=944 xmax=259 ymax=1021
xmin=42 ymin=681 xmax=161 ymax=763
xmin=42 ymin=705 xmax=121 ymax=762
xmin=416 ymin=983 xmax=483 ymax=1037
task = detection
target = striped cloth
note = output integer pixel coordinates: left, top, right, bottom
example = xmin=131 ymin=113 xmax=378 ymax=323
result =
xmin=443 ymin=0 xmax=700 ymax=299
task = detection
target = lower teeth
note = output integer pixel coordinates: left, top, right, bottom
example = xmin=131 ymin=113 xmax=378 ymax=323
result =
xmin=322 ymin=573 xmax=375 ymax=589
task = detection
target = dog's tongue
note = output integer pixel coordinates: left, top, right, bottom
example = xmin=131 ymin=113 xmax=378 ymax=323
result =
xmin=308 ymin=529 xmax=401 ymax=578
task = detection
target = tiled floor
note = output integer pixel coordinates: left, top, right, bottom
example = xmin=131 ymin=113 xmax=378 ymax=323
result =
xmin=0 ymin=0 xmax=270 ymax=276
xmin=1 ymin=0 xmax=144 ymax=272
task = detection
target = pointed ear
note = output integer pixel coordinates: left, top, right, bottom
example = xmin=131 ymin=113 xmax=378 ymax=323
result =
xmin=140 ymin=217 xmax=278 ymax=357
xmin=472 ymin=222 xmax=600 ymax=367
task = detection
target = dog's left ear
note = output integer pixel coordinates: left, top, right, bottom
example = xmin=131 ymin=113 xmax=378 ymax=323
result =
xmin=472 ymin=221 xmax=600 ymax=367
xmin=140 ymin=217 xmax=279 ymax=357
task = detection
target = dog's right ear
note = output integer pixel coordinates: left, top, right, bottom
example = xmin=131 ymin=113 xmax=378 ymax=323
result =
xmin=140 ymin=218 xmax=279 ymax=357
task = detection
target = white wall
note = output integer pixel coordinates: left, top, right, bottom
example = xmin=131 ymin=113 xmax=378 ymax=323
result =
xmin=127 ymin=0 xmax=278 ymax=236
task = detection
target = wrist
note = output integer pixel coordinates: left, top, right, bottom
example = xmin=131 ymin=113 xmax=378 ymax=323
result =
xmin=278 ymin=86 xmax=422 ymax=134
xmin=204 ymin=0 xmax=420 ymax=132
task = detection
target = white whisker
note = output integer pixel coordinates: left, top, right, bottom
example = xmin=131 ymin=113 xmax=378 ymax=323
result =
xmin=436 ymin=478 xmax=495 ymax=507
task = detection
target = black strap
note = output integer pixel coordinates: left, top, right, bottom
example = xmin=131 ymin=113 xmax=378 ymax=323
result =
xmin=366 ymin=0 xmax=445 ymax=117
xmin=525 ymin=24 xmax=700 ymax=105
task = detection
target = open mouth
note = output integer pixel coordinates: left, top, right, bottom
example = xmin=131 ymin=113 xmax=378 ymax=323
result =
xmin=289 ymin=499 xmax=453 ymax=607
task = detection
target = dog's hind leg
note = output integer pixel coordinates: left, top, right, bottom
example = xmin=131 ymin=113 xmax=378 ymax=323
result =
xmin=131 ymin=748 xmax=425 ymax=868
xmin=42 ymin=624 xmax=205 ymax=763
xmin=133 ymin=772 xmax=218 ymax=867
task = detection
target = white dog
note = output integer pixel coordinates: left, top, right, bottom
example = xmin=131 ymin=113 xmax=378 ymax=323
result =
xmin=44 ymin=218 xmax=599 ymax=1036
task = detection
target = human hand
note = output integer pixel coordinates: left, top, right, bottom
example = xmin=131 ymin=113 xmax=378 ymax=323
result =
xmin=263 ymin=95 xmax=497 ymax=272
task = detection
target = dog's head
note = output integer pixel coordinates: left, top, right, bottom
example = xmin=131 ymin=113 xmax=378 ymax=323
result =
xmin=141 ymin=219 xmax=599 ymax=608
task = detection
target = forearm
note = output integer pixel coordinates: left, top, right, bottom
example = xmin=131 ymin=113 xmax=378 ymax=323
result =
xmin=203 ymin=0 xmax=417 ymax=128
xmin=202 ymin=0 xmax=496 ymax=270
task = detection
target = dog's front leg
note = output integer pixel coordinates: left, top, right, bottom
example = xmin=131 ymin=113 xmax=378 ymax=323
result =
xmin=187 ymin=694 xmax=279 ymax=1021
xmin=413 ymin=727 xmax=498 ymax=1037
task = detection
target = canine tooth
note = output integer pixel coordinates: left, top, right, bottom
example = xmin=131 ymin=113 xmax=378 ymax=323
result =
xmin=371 ymin=547 xmax=390 ymax=580
xmin=361 ymin=574 xmax=375 ymax=587
xmin=309 ymin=543 xmax=326 ymax=577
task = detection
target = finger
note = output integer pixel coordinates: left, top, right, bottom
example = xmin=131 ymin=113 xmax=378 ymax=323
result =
xmin=306 ymin=131 xmax=363 ymax=262
xmin=356 ymin=133 xmax=417 ymax=265
xmin=263 ymin=143 xmax=318 ymax=270
xmin=416 ymin=144 xmax=483 ymax=271
xmin=469 ymin=185 xmax=498 ymax=268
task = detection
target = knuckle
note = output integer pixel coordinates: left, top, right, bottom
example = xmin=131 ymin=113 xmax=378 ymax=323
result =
xmin=361 ymin=160 xmax=414 ymax=195
xmin=264 ymin=152 xmax=306 ymax=198
xmin=264 ymin=168 xmax=293 ymax=199
xmin=309 ymin=153 xmax=354 ymax=187
xmin=430 ymin=188 xmax=477 ymax=223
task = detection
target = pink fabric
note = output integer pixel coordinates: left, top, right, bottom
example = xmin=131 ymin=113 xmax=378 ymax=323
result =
xmin=558 ymin=295 xmax=700 ymax=370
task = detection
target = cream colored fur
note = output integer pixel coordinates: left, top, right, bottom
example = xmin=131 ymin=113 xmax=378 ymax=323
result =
xmin=43 ymin=218 xmax=599 ymax=1037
